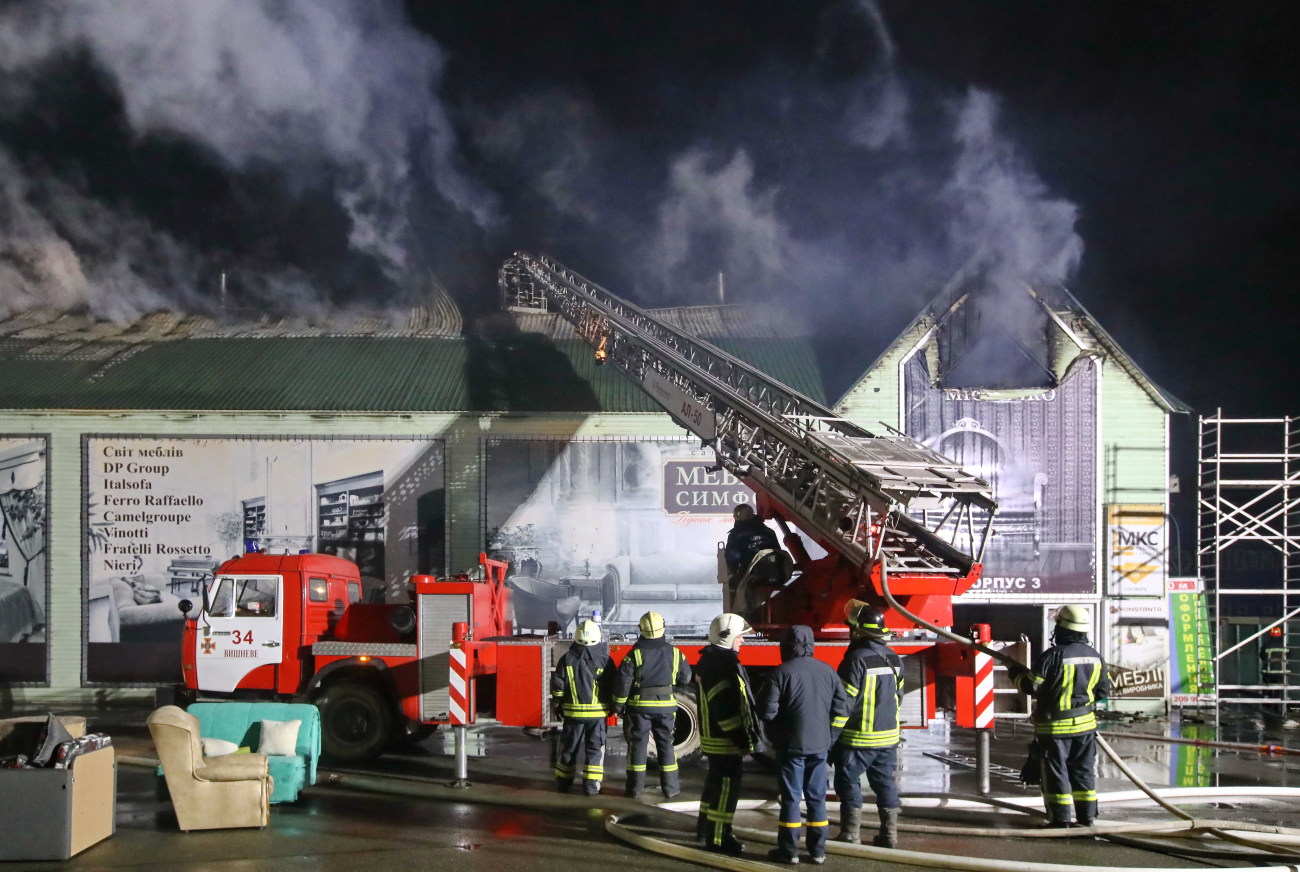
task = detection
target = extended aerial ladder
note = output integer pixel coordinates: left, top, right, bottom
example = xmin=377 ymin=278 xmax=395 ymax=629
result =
xmin=499 ymin=252 xmax=998 ymax=638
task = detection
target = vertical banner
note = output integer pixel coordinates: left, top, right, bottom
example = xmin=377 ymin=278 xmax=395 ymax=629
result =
xmin=1107 ymin=505 xmax=1167 ymax=597
xmin=0 ymin=437 xmax=49 ymax=683
xmin=1168 ymin=577 xmax=1215 ymax=704
xmin=1106 ymin=598 xmax=1169 ymax=699
xmin=485 ymin=439 xmax=766 ymax=631
xmin=85 ymin=436 xmax=444 ymax=684
xmin=904 ymin=357 xmax=1097 ymax=597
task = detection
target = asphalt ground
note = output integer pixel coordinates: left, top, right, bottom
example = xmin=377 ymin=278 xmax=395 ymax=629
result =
xmin=7 ymin=705 xmax=1300 ymax=872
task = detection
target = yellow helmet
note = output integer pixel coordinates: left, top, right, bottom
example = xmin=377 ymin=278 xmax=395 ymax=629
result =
xmin=575 ymin=619 xmax=602 ymax=646
xmin=1056 ymin=604 xmax=1090 ymax=633
xmin=638 ymin=611 xmax=666 ymax=639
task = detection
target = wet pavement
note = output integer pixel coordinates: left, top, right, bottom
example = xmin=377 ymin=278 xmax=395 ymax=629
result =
xmin=7 ymin=704 xmax=1300 ymax=871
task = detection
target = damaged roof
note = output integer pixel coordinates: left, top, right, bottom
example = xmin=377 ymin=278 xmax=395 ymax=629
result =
xmin=0 ymin=304 xmax=825 ymax=413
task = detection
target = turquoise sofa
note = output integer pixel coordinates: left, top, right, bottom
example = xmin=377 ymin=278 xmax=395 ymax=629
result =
xmin=185 ymin=702 xmax=320 ymax=804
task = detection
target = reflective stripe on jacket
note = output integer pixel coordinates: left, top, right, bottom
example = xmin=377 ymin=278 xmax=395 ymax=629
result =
xmin=696 ymin=645 xmax=759 ymax=755
xmin=837 ymin=637 xmax=903 ymax=748
xmin=1019 ymin=640 xmax=1111 ymax=737
xmin=550 ymin=642 xmax=615 ymax=719
xmin=614 ymin=636 xmax=692 ymax=710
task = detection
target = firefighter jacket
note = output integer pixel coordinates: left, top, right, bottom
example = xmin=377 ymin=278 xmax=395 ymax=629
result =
xmin=755 ymin=625 xmax=850 ymax=755
xmin=695 ymin=644 xmax=761 ymax=756
xmin=725 ymin=517 xmax=779 ymax=572
xmin=1017 ymin=638 xmax=1111 ymax=737
xmin=836 ymin=636 xmax=903 ymax=749
xmin=550 ymin=641 xmax=616 ymax=720
xmin=614 ymin=635 xmax=692 ymax=712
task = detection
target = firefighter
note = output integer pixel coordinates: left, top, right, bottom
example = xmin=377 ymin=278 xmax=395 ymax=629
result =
xmin=695 ymin=612 xmax=760 ymax=856
xmin=724 ymin=503 xmax=780 ymax=577
xmin=832 ymin=600 xmax=903 ymax=848
xmin=756 ymin=625 xmax=850 ymax=865
xmin=549 ymin=618 xmax=615 ymax=795
xmin=614 ymin=611 xmax=693 ymax=799
xmin=1011 ymin=605 xmax=1111 ymax=828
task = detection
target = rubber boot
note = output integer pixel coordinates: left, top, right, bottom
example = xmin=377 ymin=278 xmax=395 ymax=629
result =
xmin=584 ymin=779 xmax=601 ymax=796
xmin=836 ymin=806 xmax=862 ymax=843
xmin=1046 ymin=805 xmax=1074 ymax=828
xmin=625 ymin=772 xmax=644 ymax=799
xmin=871 ymin=807 xmax=899 ymax=849
xmin=1075 ymin=800 xmax=1097 ymax=827
xmin=555 ymin=777 xmax=573 ymax=794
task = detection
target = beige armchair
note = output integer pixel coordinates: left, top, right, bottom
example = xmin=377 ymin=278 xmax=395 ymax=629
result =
xmin=147 ymin=706 xmax=272 ymax=831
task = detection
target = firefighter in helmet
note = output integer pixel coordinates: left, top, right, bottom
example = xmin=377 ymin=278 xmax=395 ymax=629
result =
xmin=613 ymin=611 xmax=693 ymax=798
xmin=832 ymin=600 xmax=904 ymax=848
xmin=695 ymin=613 xmax=761 ymax=856
xmin=1012 ymin=605 xmax=1111 ymax=828
xmin=549 ymin=618 xmax=616 ymax=794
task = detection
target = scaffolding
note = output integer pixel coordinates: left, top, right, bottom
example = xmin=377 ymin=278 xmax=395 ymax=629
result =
xmin=1198 ymin=413 xmax=1299 ymax=713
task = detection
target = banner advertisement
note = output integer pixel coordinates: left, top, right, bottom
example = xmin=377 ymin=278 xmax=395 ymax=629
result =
xmin=1107 ymin=504 xmax=1167 ymax=597
xmin=1107 ymin=598 xmax=1168 ymax=699
xmin=485 ymin=439 xmax=770 ymax=632
xmin=0 ymin=437 xmax=48 ymax=683
xmin=85 ymin=436 xmax=445 ymax=684
xmin=1168 ymin=577 xmax=1215 ymax=704
xmin=904 ymin=356 xmax=1097 ymax=596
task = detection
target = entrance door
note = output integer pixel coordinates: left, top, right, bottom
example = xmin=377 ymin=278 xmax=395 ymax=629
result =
xmin=195 ymin=574 xmax=284 ymax=692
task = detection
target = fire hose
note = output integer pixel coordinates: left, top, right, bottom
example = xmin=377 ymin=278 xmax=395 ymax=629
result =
xmin=876 ymin=566 xmax=1300 ymax=858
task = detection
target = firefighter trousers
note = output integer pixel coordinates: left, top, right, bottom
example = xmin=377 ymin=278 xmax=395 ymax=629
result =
xmin=624 ymin=710 xmax=679 ymax=796
xmin=698 ymin=754 xmax=744 ymax=847
xmin=1039 ymin=731 xmax=1098 ymax=824
xmin=775 ymin=750 xmax=829 ymax=859
xmin=554 ymin=718 xmax=606 ymax=792
xmin=831 ymin=743 xmax=900 ymax=811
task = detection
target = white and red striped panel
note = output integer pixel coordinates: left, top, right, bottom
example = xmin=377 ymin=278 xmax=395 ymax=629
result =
xmin=973 ymin=650 xmax=995 ymax=729
xmin=449 ymin=645 xmax=471 ymax=725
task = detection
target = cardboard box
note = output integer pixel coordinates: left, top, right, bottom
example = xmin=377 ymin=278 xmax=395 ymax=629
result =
xmin=0 ymin=746 xmax=116 ymax=860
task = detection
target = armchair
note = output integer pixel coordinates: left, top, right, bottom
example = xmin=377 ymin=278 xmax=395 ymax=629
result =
xmin=147 ymin=706 xmax=271 ymax=831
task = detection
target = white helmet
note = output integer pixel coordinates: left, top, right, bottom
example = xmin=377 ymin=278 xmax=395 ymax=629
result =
xmin=1055 ymin=605 xmax=1090 ymax=633
xmin=575 ymin=619 xmax=601 ymax=646
xmin=638 ymin=611 xmax=666 ymax=639
xmin=709 ymin=613 xmax=752 ymax=648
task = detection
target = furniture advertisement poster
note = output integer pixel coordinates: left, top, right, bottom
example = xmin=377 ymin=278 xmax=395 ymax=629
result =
xmin=84 ymin=436 xmax=444 ymax=684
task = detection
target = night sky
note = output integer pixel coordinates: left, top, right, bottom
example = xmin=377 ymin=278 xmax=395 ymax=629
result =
xmin=0 ymin=0 xmax=1296 ymax=417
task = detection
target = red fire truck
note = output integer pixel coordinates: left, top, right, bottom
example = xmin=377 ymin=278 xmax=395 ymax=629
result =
xmin=178 ymin=253 xmax=1007 ymax=762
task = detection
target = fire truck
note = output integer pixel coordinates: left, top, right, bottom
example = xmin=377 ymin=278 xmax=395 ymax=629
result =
xmin=178 ymin=252 xmax=1006 ymax=763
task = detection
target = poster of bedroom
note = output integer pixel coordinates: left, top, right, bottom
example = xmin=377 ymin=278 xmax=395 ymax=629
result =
xmin=0 ymin=437 xmax=48 ymax=684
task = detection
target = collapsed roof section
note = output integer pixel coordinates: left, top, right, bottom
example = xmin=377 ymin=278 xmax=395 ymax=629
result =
xmin=840 ymin=271 xmax=1189 ymax=413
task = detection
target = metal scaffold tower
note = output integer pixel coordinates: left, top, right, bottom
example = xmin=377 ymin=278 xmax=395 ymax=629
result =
xmin=1198 ymin=413 xmax=1299 ymax=713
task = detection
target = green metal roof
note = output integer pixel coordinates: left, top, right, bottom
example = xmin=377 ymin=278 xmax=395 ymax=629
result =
xmin=0 ymin=334 xmax=826 ymax=413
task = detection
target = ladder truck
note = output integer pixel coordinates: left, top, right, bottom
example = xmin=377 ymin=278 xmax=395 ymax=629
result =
xmin=178 ymin=252 xmax=1008 ymax=762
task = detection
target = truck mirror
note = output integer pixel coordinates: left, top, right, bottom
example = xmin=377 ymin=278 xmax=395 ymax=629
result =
xmin=178 ymin=599 xmax=193 ymax=616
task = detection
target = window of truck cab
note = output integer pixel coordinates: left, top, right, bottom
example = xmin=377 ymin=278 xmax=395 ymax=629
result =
xmin=207 ymin=575 xmax=279 ymax=618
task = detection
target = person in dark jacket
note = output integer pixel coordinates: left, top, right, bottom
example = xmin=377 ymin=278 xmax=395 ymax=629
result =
xmin=756 ymin=625 xmax=850 ymax=865
xmin=614 ymin=611 xmax=693 ymax=798
xmin=1012 ymin=605 xmax=1112 ymax=828
xmin=695 ymin=613 xmax=760 ymax=856
xmin=724 ymin=503 xmax=779 ymax=576
xmin=550 ymin=619 xmax=615 ymax=795
xmin=832 ymin=600 xmax=904 ymax=848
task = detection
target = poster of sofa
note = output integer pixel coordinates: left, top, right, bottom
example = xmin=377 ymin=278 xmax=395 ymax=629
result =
xmin=484 ymin=438 xmax=765 ymax=633
xmin=0 ymin=437 xmax=49 ymax=683
xmin=84 ymin=436 xmax=444 ymax=684
xmin=904 ymin=356 xmax=1098 ymax=597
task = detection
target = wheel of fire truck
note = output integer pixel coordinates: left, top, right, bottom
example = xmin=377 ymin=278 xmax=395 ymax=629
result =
xmin=317 ymin=680 xmax=394 ymax=763
xmin=644 ymin=689 xmax=701 ymax=763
